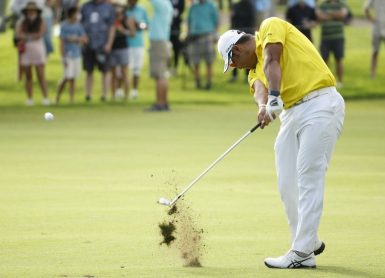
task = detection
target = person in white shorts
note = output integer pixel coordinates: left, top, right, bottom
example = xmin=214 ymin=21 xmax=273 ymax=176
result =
xmin=126 ymin=0 xmax=149 ymax=99
xmin=56 ymin=6 xmax=87 ymax=104
xmin=365 ymin=0 xmax=385 ymax=78
xmin=218 ymin=17 xmax=345 ymax=269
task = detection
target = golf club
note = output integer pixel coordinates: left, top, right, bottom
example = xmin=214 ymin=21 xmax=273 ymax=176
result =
xmin=158 ymin=123 xmax=261 ymax=207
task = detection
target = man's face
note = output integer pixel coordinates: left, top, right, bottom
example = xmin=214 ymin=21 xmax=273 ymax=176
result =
xmin=230 ymin=43 xmax=257 ymax=70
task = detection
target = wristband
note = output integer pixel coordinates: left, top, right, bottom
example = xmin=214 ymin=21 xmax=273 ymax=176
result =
xmin=269 ymin=90 xmax=280 ymax=97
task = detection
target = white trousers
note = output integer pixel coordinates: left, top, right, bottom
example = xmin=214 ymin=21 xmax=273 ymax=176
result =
xmin=274 ymin=87 xmax=345 ymax=254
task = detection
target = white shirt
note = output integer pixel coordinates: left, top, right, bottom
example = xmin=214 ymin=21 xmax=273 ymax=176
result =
xmin=365 ymin=0 xmax=385 ymax=37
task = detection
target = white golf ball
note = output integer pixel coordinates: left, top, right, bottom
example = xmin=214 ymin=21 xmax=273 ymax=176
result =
xmin=44 ymin=112 xmax=54 ymax=121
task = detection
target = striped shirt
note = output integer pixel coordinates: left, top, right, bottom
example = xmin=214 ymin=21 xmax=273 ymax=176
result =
xmin=319 ymin=0 xmax=347 ymax=40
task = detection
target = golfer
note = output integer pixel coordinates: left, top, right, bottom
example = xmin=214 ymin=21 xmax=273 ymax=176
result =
xmin=218 ymin=17 xmax=345 ymax=268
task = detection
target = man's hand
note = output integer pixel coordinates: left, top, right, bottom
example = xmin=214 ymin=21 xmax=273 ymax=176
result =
xmin=257 ymin=105 xmax=271 ymax=129
xmin=266 ymin=93 xmax=283 ymax=121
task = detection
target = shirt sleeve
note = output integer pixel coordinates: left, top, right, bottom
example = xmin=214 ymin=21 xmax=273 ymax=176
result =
xmin=248 ymin=62 xmax=267 ymax=95
xmin=259 ymin=17 xmax=286 ymax=49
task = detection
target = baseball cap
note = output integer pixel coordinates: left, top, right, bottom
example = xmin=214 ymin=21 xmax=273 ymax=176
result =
xmin=217 ymin=30 xmax=245 ymax=73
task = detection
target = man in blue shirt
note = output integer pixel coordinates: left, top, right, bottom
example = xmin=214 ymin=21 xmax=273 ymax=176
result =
xmin=81 ymin=0 xmax=115 ymax=102
xmin=187 ymin=0 xmax=219 ymax=90
xmin=126 ymin=0 xmax=149 ymax=99
xmin=146 ymin=0 xmax=172 ymax=111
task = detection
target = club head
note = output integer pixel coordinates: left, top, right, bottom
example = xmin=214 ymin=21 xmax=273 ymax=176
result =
xmin=158 ymin=197 xmax=171 ymax=206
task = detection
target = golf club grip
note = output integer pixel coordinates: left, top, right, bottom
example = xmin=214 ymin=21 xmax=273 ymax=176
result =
xmin=250 ymin=123 xmax=261 ymax=133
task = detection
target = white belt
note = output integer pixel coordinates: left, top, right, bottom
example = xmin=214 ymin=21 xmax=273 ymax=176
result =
xmin=293 ymin=87 xmax=332 ymax=106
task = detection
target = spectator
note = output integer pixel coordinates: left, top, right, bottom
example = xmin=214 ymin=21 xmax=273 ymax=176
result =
xmin=187 ymin=0 xmax=219 ymax=90
xmin=286 ymin=0 xmax=317 ymax=42
xmin=146 ymin=0 xmax=173 ymax=111
xmin=81 ymin=0 xmax=115 ymax=102
xmin=229 ymin=0 xmax=256 ymax=82
xmin=42 ymin=0 xmax=54 ymax=55
xmin=108 ymin=1 xmax=135 ymax=101
xmin=316 ymin=0 xmax=348 ymax=88
xmin=125 ymin=0 xmax=149 ymax=100
xmin=15 ymin=1 xmax=50 ymax=106
xmin=56 ymin=6 xmax=87 ymax=104
xmin=364 ymin=0 xmax=385 ymax=79
xmin=170 ymin=0 xmax=185 ymax=74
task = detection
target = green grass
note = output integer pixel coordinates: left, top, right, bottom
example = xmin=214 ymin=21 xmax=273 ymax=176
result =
xmin=0 ymin=101 xmax=385 ymax=277
xmin=1 ymin=11 xmax=385 ymax=278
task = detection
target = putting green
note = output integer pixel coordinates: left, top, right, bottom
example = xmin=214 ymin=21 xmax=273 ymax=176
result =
xmin=0 ymin=100 xmax=384 ymax=277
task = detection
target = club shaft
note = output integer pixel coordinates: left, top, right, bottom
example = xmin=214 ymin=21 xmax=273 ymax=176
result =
xmin=169 ymin=123 xmax=261 ymax=206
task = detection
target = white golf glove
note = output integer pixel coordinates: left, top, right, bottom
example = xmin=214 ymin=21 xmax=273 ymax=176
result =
xmin=266 ymin=92 xmax=284 ymax=121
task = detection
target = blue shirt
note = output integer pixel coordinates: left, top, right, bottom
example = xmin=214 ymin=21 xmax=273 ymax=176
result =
xmin=254 ymin=0 xmax=271 ymax=12
xmin=287 ymin=0 xmax=316 ymax=8
xmin=149 ymin=0 xmax=173 ymax=41
xmin=188 ymin=0 xmax=218 ymax=36
xmin=60 ymin=21 xmax=86 ymax=58
xmin=81 ymin=1 xmax=115 ymax=50
xmin=125 ymin=5 xmax=149 ymax=48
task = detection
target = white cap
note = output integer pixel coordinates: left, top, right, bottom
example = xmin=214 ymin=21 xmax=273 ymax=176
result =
xmin=217 ymin=30 xmax=245 ymax=73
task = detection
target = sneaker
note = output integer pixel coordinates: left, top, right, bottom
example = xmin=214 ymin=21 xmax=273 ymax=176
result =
xmin=115 ymin=88 xmax=124 ymax=99
xmin=264 ymin=250 xmax=316 ymax=269
xmin=130 ymin=89 xmax=138 ymax=100
xmin=25 ymin=99 xmax=34 ymax=106
xmin=314 ymin=241 xmax=325 ymax=256
xmin=42 ymin=98 xmax=51 ymax=106
xmin=144 ymin=104 xmax=170 ymax=112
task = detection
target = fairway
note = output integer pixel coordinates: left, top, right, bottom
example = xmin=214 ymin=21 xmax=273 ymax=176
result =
xmin=0 ymin=100 xmax=384 ymax=278
xmin=1 ymin=2 xmax=385 ymax=276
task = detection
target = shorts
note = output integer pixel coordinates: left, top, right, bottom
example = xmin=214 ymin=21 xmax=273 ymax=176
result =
xmin=128 ymin=47 xmax=145 ymax=76
xmin=149 ymin=41 xmax=171 ymax=79
xmin=63 ymin=57 xmax=81 ymax=79
xmin=188 ymin=33 xmax=216 ymax=65
xmin=108 ymin=48 xmax=129 ymax=68
xmin=372 ymin=33 xmax=385 ymax=53
xmin=320 ymin=38 xmax=344 ymax=61
xmin=82 ymin=47 xmax=109 ymax=73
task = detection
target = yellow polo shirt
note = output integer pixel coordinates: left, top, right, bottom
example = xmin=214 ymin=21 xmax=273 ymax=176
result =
xmin=248 ymin=17 xmax=336 ymax=108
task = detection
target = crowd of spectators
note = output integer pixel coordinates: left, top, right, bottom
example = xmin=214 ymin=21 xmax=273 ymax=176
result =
xmin=4 ymin=0 xmax=384 ymax=109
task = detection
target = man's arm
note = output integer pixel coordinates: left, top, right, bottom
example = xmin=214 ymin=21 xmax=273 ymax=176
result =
xmin=104 ymin=24 xmax=115 ymax=53
xmin=263 ymin=42 xmax=282 ymax=92
xmin=252 ymin=80 xmax=270 ymax=129
xmin=262 ymin=42 xmax=284 ymax=123
xmin=364 ymin=1 xmax=373 ymax=22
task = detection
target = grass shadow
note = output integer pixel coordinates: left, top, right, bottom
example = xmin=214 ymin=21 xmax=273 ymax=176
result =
xmin=317 ymin=265 xmax=378 ymax=277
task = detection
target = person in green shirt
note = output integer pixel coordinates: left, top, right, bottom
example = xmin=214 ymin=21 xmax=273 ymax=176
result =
xmin=316 ymin=0 xmax=348 ymax=88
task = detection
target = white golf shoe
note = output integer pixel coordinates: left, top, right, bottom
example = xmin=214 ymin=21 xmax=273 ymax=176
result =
xmin=314 ymin=240 xmax=325 ymax=256
xmin=264 ymin=250 xmax=316 ymax=269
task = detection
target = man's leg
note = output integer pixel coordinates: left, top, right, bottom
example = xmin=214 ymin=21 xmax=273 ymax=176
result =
xmin=274 ymin=111 xmax=299 ymax=244
xmin=156 ymin=77 xmax=168 ymax=106
xmin=371 ymin=51 xmax=378 ymax=78
xmin=293 ymin=92 xmax=344 ymax=254
xmin=85 ymin=72 xmax=93 ymax=100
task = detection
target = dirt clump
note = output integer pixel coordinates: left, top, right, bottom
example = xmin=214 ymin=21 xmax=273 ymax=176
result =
xmin=159 ymin=202 xmax=204 ymax=267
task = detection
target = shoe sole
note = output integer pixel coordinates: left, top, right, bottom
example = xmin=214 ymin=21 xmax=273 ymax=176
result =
xmin=264 ymin=261 xmax=316 ymax=269
xmin=314 ymin=242 xmax=325 ymax=256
